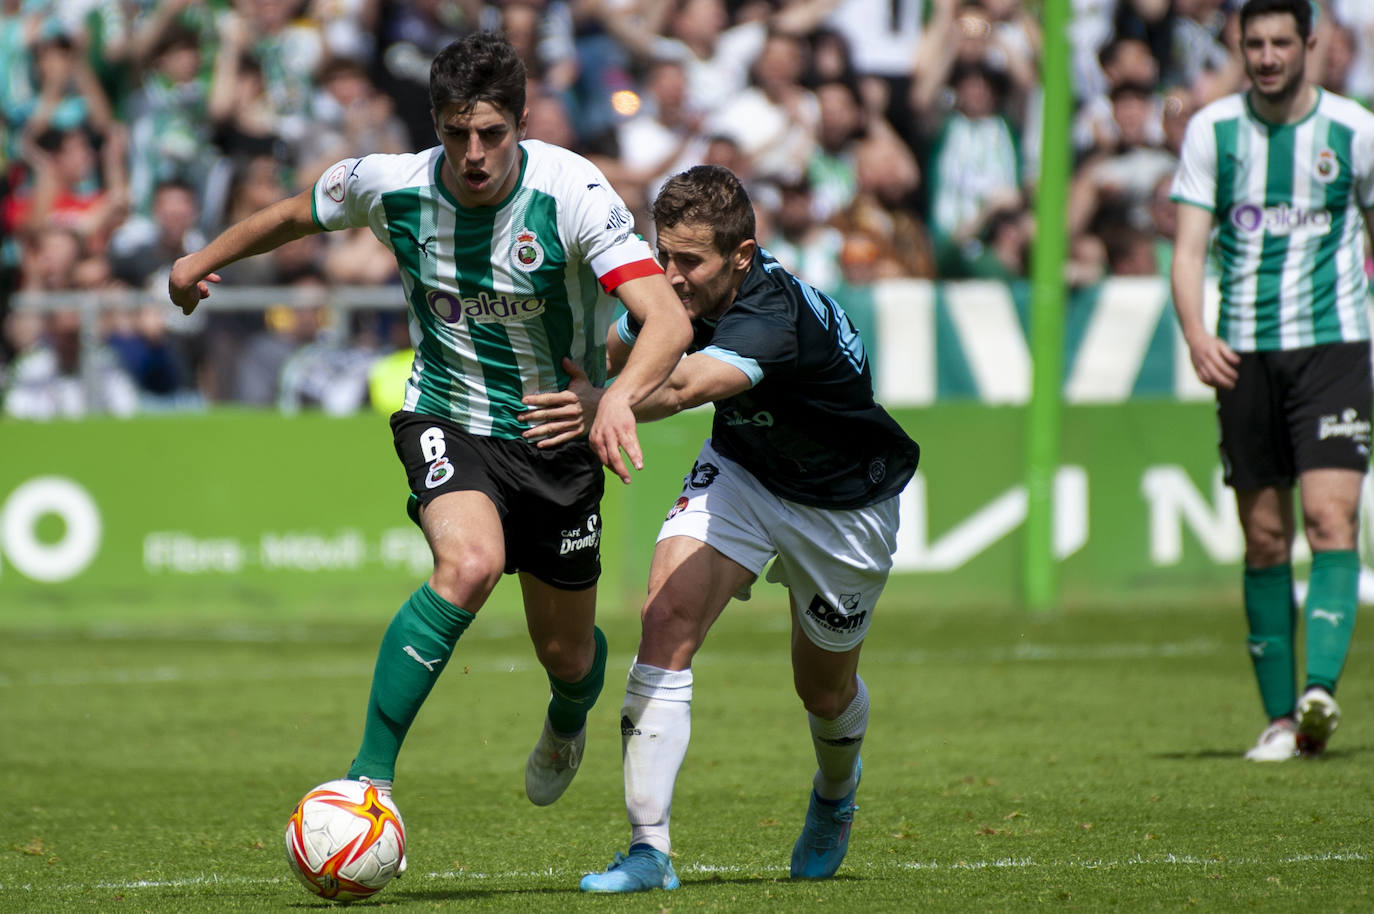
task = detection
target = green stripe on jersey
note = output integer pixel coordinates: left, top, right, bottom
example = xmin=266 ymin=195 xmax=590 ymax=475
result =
xmin=1254 ymin=123 xmax=1294 ymax=350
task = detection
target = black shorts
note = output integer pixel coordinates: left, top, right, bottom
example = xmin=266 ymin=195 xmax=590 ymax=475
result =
xmin=1217 ymin=340 xmax=1373 ymax=490
xmin=390 ymin=411 xmax=605 ymax=589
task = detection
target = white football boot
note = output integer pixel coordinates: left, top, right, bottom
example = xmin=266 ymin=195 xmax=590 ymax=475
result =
xmin=525 ymin=717 xmax=585 ymax=805
xmin=1295 ymin=687 xmax=1340 ymax=756
xmin=1244 ymin=719 xmax=1298 ymax=761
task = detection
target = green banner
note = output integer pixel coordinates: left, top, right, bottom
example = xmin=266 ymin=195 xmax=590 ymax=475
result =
xmin=1 ymin=405 xmax=1263 ymax=624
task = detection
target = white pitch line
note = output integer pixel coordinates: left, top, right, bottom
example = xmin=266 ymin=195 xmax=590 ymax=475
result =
xmin=2 ymin=851 xmax=1368 ymax=894
xmin=0 ymin=639 xmax=1238 ymax=689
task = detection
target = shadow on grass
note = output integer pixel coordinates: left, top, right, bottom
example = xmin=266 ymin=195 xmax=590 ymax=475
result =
xmin=384 ymin=874 xmax=861 ymax=902
xmin=1150 ymin=745 xmax=1369 ymax=760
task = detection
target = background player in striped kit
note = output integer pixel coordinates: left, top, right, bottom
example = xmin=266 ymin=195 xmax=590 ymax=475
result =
xmin=1170 ymin=0 xmax=1374 ymax=761
xmin=168 ymin=33 xmax=692 ymax=812
xmin=522 ymin=165 xmax=920 ymax=891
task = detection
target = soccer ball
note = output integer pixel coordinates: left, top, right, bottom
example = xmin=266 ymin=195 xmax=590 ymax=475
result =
xmin=284 ymin=779 xmax=407 ymax=902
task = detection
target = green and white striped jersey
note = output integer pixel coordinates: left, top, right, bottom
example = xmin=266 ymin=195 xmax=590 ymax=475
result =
xmin=312 ymin=141 xmax=661 ymax=438
xmin=1171 ymin=88 xmax=1374 ymax=351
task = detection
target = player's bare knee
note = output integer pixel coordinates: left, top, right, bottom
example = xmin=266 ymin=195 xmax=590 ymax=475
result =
xmin=533 ymin=635 xmax=593 ymax=682
xmin=1303 ymin=512 xmax=1359 ymax=552
xmin=430 ymin=546 xmax=502 ymax=604
xmin=1242 ymin=526 xmax=1290 ymax=567
xmin=795 ymin=677 xmax=856 ymax=720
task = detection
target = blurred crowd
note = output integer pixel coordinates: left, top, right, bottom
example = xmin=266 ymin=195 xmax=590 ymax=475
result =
xmin=2 ymin=0 xmax=1373 ymax=418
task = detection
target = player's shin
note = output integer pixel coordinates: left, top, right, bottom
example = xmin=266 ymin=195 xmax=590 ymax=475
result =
xmin=808 ymin=676 xmax=867 ymax=800
xmin=1243 ymin=564 xmax=1297 ymax=719
xmin=1304 ymin=550 xmax=1359 ymax=692
xmin=547 ymin=625 xmax=607 ymax=734
xmin=622 ymin=661 xmax=693 ymax=854
xmin=348 ymin=583 xmax=474 ymax=780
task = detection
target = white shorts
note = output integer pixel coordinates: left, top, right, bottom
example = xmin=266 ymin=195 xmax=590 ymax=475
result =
xmin=657 ymin=439 xmax=901 ymax=651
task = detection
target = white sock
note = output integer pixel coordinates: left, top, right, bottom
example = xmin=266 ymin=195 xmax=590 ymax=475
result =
xmin=622 ymin=659 xmax=693 ymax=854
xmin=809 ymin=676 xmax=867 ymax=800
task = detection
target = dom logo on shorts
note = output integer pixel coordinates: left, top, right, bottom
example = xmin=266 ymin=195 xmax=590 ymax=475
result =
xmin=806 ymin=593 xmax=866 ymax=633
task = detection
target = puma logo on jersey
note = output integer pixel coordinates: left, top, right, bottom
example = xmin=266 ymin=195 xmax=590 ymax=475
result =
xmin=403 ymin=645 xmax=443 ymax=671
xmin=418 ymin=235 xmax=436 ymax=258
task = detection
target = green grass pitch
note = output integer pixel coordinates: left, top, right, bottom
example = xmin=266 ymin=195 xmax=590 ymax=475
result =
xmin=1 ymin=582 xmax=1370 ymax=912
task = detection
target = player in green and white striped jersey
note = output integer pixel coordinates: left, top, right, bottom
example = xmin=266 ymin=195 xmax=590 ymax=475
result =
xmin=1171 ymin=0 xmax=1372 ymax=762
xmin=170 ymin=33 xmax=692 ymax=815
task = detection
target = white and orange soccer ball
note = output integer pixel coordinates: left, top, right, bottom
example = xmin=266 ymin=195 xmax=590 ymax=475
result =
xmin=284 ymin=779 xmax=406 ymax=902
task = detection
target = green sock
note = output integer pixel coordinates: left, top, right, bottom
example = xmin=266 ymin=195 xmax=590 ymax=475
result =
xmin=348 ymin=583 xmax=474 ymax=781
xmin=1304 ymin=550 xmax=1359 ymax=694
xmin=1243 ymin=564 xmax=1296 ymax=720
xmin=546 ymin=625 xmax=607 ymax=735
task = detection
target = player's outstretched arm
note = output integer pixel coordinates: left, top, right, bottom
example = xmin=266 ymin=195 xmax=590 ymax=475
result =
xmin=168 ymin=189 xmax=320 ymax=315
xmin=590 ymin=274 xmax=692 ymax=483
xmin=1170 ymin=201 xmax=1238 ymax=390
xmin=521 ymin=351 xmax=753 ymax=444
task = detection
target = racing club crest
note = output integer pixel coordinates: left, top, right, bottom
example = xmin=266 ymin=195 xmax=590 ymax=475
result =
xmin=324 ymin=163 xmax=347 ymax=202
xmin=425 ymin=457 xmax=455 ymax=489
xmin=511 ymin=229 xmax=545 ymax=271
xmin=1314 ymin=148 xmax=1340 ymax=184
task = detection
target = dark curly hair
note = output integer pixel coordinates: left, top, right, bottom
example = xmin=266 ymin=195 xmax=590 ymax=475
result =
xmin=429 ymin=31 xmax=527 ymax=121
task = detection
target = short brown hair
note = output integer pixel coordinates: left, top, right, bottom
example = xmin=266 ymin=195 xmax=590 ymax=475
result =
xmin=652 ymin=165 xmax=755 ymax=255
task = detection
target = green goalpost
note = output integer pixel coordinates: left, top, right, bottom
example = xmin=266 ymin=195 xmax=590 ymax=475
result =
xmin=1024 ymin=0 xmax=1072 ymax=612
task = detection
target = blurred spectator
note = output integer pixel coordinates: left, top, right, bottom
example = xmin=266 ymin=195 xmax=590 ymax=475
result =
xmin=710 ymin=29 xmax=818 ymax=183
xmin=103 ymin=303 xmax=195 ymax=404
xmin=1112 ymin=0 xmax=1173 ymax=85
xmin=761 ymin=173 xmax=844 ymax=290
xmin=1075 ymin=35 xmax=1161 ymax=157
xmin=19 ymin=224 xmax=86 ymax=294
xmin=615 ymin=57 xmax=709 ymax=210
xmin=309 ymin=0 xmax=379 ymax=61
xmin=958 ymin=197 xmax=1032 ymax=281
xmin=2 ymin=308 xmax=138 ymax=418
xmin=207 ymin=13 xmax=281 ymax=164
xmin=805 ymin=77 xmax=863 ymax=221
xmin=297 ymin=56 xmax=410 ymax=182
xmin=235 ymin=283 xmax=329 ymax=408
xmin=1166 ymin=0 xmax=1232 ymax=90
xmin=825 ymin=0 xmax=924 ymax=147
xmin=123 ymin=22 xmax=219 ymax=217
xmin=489 ymin=0 xmax=578 ymax=105
xmin=323 ymin=227 xmax=401 ymax=286
xmin=107 ymin=177 xmax=207 ymax=289
xmin=1067 ymin=80 xmax=1178 ymax=243
xmin=1318 ymin=18 xmax=1363 ymax=102
xmin=922 ymin=58 xmax=1020 ymax=268
xmin=1331 ymin=0 xmax=1374 ymax=107
xmin=833 ymin=137 xmax=935 ymax=280
xmin=8 ymin=124 xmax=130 ymax=251
xmin=237 ymin=0 xmax=324 ymax=161
xmin=371 ymin=0 xmax=474 ymax=151
xmin=17 ymin=29 xmax=115 ymax=141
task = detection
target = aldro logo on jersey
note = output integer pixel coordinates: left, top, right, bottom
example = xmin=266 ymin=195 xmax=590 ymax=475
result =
xmin=426 ymin=289 xmax=547 ymax=325
xmin=1229 ymin=202 xmax=1331 ymax=237
xmin=806 ymin=593 xmax=866 ymax=634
